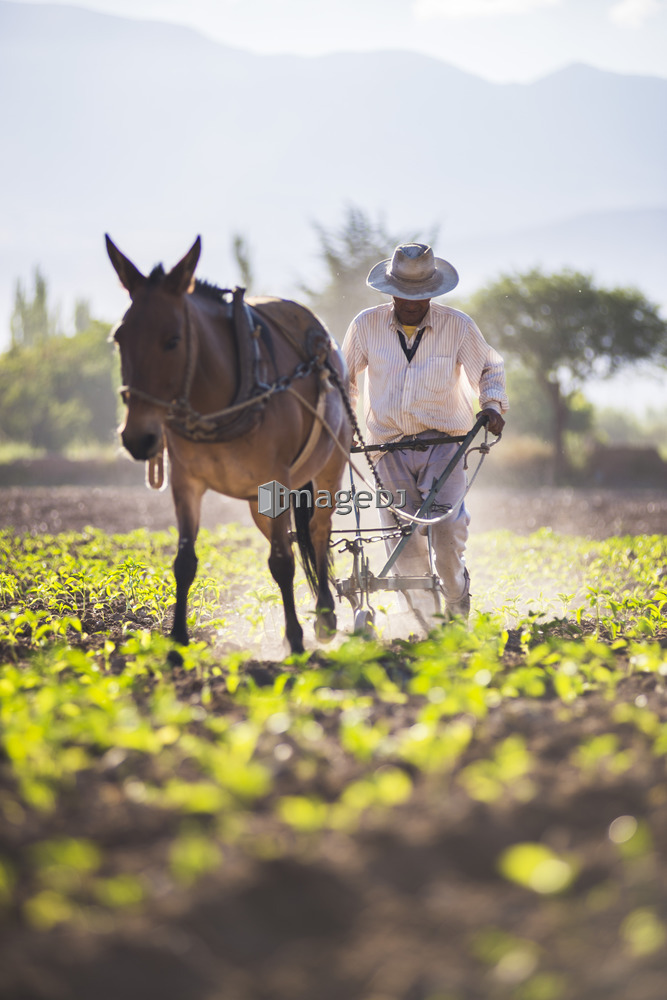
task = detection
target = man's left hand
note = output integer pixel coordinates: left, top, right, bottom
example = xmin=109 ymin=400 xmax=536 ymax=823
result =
xmin=477 ymin=408 xmax=505 ymax=436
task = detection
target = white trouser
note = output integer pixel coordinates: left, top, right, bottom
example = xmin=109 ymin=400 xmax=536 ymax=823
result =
xmin=377 ymin=435 xmax=470 ymax=619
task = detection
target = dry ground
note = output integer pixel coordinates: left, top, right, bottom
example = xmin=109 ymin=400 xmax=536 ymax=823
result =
xmin=1 ymin=485 xmax=666 ymax=538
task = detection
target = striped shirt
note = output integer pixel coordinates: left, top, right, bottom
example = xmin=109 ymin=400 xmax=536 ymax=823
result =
xmin=342 ymin=301 xmax=509 ymax=444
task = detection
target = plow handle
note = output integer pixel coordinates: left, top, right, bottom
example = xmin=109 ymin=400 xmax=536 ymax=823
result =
xmin=377 ymin=414 xmax=489 ymax=579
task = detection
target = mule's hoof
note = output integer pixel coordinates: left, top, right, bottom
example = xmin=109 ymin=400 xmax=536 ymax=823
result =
xmin=169 ymin=628 xmax=189 ymax=647
xmin=167 ymin=648 xmax=184 ymax=667
xmin=286 ymin=628 xmax=305 ymax=655
xmin=315 ymin=611 xmax=337 ymax=642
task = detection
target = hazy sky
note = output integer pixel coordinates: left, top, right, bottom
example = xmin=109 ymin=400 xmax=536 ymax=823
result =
xmin=12 ymin=0 xmax=667 ymax=82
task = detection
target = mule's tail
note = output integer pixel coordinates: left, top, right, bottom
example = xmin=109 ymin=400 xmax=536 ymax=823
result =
xmin=291 ymin=482 xmax=320 ymax=596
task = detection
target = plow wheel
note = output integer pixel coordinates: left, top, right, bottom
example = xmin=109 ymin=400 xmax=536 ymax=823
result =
xmin=353 ymin=608 xmax=376 ymax=636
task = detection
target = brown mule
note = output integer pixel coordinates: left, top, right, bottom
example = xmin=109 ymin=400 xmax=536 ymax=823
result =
xmin=106 ymin=235 xmax=352 ymax=655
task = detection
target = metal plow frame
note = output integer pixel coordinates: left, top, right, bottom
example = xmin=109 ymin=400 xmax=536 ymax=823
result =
xmin=333 ymin=415 xmax=490 ymax=633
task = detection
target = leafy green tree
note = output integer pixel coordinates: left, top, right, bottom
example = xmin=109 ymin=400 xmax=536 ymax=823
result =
xmin=468 ymin=269 xmax=667 ymax=482
xmin=303 ymin=205 xmax=437 ymax=341
xmin=10 ymin=267 xmax=60 ymax=347
xmin=0 ymin=321 xmax=118 ymax=453
xmin=504 ymin=369 xmax=594 ymax=442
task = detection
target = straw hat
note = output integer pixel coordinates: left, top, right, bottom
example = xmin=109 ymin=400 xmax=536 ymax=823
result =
xmin=366 ymin=243 xmax=459 ymax=299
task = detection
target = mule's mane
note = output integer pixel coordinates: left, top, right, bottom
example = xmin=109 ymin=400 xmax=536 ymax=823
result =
xmin=147 ymin=264 xmax=166 ymax=284
xmin=147 ymin=265 xmax=232 ymax=303
xmin=192 ymin=278 xmax=233 ymax=302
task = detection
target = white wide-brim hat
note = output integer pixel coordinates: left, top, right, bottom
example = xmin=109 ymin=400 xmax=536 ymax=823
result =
xmin=367 ymin=243 xmax=459 ymax=300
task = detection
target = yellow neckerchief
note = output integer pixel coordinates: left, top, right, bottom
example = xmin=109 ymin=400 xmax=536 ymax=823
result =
xmin=402 ymin=324 xmax=418 ymax=340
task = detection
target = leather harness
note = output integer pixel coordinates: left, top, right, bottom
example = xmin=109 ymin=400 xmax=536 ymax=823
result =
xmin=119 ymin=287 xmax=334 ymax=487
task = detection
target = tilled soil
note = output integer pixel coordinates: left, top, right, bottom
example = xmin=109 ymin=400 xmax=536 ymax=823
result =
xmin=1 ymin=487 xmax=667 ymax=1000
xmin=1 ymin=485 xmax=666 ymax=537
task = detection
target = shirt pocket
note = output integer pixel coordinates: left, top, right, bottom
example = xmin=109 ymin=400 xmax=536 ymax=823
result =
xmin=410 ymin=355 xmax=455 ymax=404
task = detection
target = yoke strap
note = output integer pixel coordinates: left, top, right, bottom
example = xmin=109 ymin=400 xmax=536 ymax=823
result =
xmin=289 ymin=373 xmax=330 ymax=478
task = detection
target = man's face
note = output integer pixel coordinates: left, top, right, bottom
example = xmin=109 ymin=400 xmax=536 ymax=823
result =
xmin=392 ymin=297 xmax=431 ymax=326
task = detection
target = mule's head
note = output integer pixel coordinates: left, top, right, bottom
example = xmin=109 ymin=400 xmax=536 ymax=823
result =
xmin=106 ymin=235 xmax=201 ymax=461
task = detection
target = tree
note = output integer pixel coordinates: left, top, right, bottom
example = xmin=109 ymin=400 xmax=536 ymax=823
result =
xmin=467 ymin=269 xmax=667 ymax=482
xmin=74 ymin=298 xmax=92 ymax=334
xmin=303 ymin=205 xmax=437 ymax=342
xmin=10 ymin=267 xmax=59 ymax=348
xmin=503 ymin=368 xmax=594 ymax=443
xmin=0 ymin=320 xmax=118 ymax=453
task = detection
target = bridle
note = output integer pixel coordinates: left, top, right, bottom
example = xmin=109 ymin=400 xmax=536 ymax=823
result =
xmin=119 ymin=298 xmax=198 ymax=418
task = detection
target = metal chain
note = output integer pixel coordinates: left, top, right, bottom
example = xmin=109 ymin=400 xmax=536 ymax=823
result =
xmin=331 ymin=529 xmax=404 ymax=553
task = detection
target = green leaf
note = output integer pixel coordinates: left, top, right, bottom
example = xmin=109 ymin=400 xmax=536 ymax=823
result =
xmin=498 ymin=843 xmax=577 ymax=894
xmin=169 ymin=833 xmax=222 ymax=885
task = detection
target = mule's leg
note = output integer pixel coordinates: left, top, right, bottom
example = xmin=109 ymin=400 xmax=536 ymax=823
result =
xmin=270 ymin=515 xmax=305 ymax=654
xmin=170 ymin=477 xmax=205 ymax=647
xmin=308 ymin=501 xmax=337 ymax=641
xmin=309 ymin=447 xmax=350 ymax=642
xmin=249 ymin=504 xmax=304 ymax=654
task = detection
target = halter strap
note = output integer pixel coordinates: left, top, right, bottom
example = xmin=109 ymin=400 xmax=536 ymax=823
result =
xmin=119 ymin=298 xmax=196 ymax=412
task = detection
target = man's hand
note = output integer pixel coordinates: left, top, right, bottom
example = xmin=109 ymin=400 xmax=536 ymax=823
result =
xmin=477 ymin=408 xmax=505 ymax=436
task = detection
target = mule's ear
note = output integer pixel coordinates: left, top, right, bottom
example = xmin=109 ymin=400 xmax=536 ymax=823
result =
xmin=165 ymin=237 xmax=202 ymax=296
xmin=105 ymin=235 xmax=146 ymax=296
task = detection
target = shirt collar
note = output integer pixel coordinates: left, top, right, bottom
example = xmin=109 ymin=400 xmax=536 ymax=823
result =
xmin=389 ymin=302 xmax=434 ymax=333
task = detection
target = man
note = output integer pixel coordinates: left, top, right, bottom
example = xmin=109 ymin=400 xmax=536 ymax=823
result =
xmin=342 ymin=242 xmax=508 ymax=628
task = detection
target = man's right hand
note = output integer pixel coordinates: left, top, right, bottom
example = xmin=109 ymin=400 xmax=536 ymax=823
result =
xmin=477 ymin=408 xmax=505 ymax=436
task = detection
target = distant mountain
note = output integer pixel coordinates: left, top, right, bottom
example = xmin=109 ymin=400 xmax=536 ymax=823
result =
xmin=0 ymin=1 xmax=665 ymax=344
